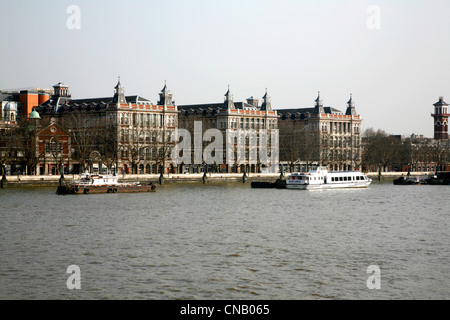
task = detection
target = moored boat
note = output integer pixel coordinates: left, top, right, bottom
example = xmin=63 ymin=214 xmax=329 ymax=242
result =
xmin=251 ymin=179 xmax=286 ymax=189
xmin=393 ymin=176 xmax=420 ymax=185
xmin=421 ymin=172 xmax=450 ymax=185
xmin=285 ymin=166 xmax=371 ymax=190
xmin=56 ymin=172 xmax=156 ymax=195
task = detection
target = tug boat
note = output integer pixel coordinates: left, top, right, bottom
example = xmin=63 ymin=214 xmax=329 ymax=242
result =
xmin=56 ymin=172 xmax=156 ymax=195
xmin=285 ymin=166 xmax=372 ymax=190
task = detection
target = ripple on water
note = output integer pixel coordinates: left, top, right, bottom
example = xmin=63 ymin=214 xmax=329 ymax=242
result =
xmin=0 ymin=183 xmax=450 ymax=299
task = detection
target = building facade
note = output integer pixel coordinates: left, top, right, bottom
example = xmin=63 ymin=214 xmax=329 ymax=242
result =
xmin=277 ymin=93 xmax=363 ymax=172
xmin=178 ymin=87 xmax=279 ymax=173
xmin=35 ymin=79 xmax=178 ymax=175
xmin=0 ymin=88 xmax=51 ymax=122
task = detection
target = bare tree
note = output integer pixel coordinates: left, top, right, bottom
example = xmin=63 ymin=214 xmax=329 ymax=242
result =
xmin=60 ymin=112 xmax=101 ymax=173
xmin=363 ymin=128 xmax=400 ymax=174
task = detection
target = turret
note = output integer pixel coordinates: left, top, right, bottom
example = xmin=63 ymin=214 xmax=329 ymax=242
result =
xmin=345 ymin=94 xmax=358 ymax=116
xmin=112 ymin=77 xmax=127 ymax=104
xmin=313 ymin=91 xmax=325 ymax=114
xmin=261 ymin=88 xmax=272 ymax=111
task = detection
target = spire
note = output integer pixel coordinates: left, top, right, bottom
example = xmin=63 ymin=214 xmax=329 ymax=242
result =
xmin=224 ymin=85 xmax=231 ymax=98
xmin=313 ymin=91 xmax=324 ymax=114
xmin=224 ymin=85 xmax=235 ymax=109
xmin=345 ymin=93 xmax=358 ymax=116
xmin=315 ymin=91 xmax=322 ymax=105
xmin=261 ymin=88 xmax=272 ymax=111
xmin=158 ymin=81 xmax=174 ymax=106
xmin=161 ymin=80 xmax=168 ymax=92
xmin=115 ymin=76 xmax=121 ymax=89
xmin=113 ymin=76 xmax=127 ymax=104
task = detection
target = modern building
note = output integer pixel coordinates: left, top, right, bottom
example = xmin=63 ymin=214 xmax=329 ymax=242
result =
xmin=276 ymin=92 xmax=363 ymax=172
xmin=0 ymin=88 xmax=51 ymax=123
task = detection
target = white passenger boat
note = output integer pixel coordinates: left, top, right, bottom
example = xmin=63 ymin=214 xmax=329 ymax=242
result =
xmin=285 ymin=166 xmax=372 ymax=190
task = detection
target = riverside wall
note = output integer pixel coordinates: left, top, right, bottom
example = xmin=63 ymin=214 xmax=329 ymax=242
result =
xmin=0 ymin=171 xmax=437 ymax=187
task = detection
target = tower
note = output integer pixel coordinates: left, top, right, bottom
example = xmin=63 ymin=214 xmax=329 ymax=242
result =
xmin=345 ymin=94 xmax=358 ymax=116
xmin=313 ymin=91 xmax=325 ymax=115
xmin=261 ymin=88 xmax=272 ymax=111
xmin=113 ymin=77 xmax=127 ymax=104
xmin=158 ymin=81 xmax=174 ymax=107
xmin=53 ymin=82 xmax=71 ymax=98
xmin=224 ymin=85 xmax=235 ymax=110
xmin=432 ymin=97 xmax=449 ymax=140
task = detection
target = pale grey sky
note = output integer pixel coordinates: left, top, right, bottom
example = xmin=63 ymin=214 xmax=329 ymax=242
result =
xmin=1 ymin=0 xmax=450 ymax=137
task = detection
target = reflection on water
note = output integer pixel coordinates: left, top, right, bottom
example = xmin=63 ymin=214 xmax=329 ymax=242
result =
xmin=0 ymin=182 xmax=449 ymax=299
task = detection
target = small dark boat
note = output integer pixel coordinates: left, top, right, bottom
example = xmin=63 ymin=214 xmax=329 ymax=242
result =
xmin=251 ymin=179 xmax=286 ymax=189
xmin=393 ymin=176 xmax=420 ymax=185
xmin=421 ymin=172 xmax=450 ymax=185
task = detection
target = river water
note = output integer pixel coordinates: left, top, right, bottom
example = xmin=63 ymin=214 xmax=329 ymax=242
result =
xmin=0 ymin=181 xmax=449 ymax=300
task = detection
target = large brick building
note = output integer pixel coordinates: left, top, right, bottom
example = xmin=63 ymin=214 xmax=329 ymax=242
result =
xmin=276 ymin=92 xmax=363 ymax=172
xmin=177 ymin=87 xmax=279 ymax=173
xmin=35 ymin=79 xmax=178 ymax=175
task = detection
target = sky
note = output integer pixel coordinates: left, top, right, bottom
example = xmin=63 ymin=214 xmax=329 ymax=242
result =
xmin=1 ymin=0 xmax=450 ymax=138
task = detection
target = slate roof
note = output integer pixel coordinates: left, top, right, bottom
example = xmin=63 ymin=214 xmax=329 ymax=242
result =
xmin=276 ymin=107 xmax=343 ymax=116
xmin=36 ymin=95 xmax=152 ymax=114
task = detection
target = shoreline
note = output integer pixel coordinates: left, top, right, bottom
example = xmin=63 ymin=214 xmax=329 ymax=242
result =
xmin=0 ymin=171 xmax=435 ymax=187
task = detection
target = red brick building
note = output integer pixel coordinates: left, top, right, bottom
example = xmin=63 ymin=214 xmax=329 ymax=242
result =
xmin=36 ymin=122 xmax=72 ymax=175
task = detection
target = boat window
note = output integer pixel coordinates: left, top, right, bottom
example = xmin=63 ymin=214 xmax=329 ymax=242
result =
xmin=339 ymin=177 xmax=343 ymax=181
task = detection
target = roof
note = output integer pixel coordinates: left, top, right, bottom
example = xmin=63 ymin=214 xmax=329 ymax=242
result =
xmin=53 ymin=82 xmax=69 ymax=88
xmin=276 ymin=107 xmax=343 ymax=115
xmin=36 ymin=95 xmax=152 ymax=114
xmin=178 ymin=101 xmax=259 ymax=111
xmin=434 ymin=97 xmax=449 ymax=107
xmin=29 ymin=109 xmax=41 ymax=119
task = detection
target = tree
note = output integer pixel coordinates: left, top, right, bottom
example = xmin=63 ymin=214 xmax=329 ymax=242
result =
xmin=98 ymin=121 xmax=119 ymax=174
xmin=363 ymin=128 xmax=400 ymax=174
xmin=279 ymin=120 xmax=320 ymax=172
xmin=0 ymin=125 xmax=19 ymax=176
xmin=60 ymin=112 xmax=101 ymax=173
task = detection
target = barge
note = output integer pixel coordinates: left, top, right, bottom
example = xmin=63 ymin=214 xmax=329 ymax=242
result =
xmin=56 ymin=173 xmax=156 ymax=195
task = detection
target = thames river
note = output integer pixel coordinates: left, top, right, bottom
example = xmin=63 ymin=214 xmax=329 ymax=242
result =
xmin=0 ymin=181 xmax=449 ymax=300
